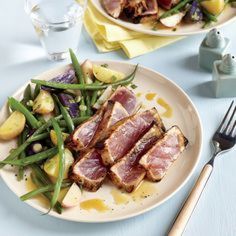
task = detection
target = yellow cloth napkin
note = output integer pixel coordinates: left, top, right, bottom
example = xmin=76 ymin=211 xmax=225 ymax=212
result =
xmin=84 ymin=1 xmax=183 ymax=58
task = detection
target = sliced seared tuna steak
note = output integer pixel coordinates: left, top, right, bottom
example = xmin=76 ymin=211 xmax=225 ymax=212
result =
xmin=124 ymin=0 xmax=158 ymax=18
xmin=139 ymin=126 xmax=188 ymax=181
xmin=108 ymin=87 xmax=138 ymax=115
xmin=67 ymin=86 xmax=137 ymax=152
xmin=110 ymin=125 xmax=163 ymax=192
xmin=90 ymin=101 xmax=129 ymax=146
xmin=101 ymin=108 xmax=165 ymax=165
xmin=123 ymin=0 xmax=147 ymax=18
xmin=70 ymin=149 xmax=107 ymax=192
xmin=67 ymin=111 xmax=103 ymax=151
xmin=102 ymin=0 xmax=126 ymax=18
xmin=142 ymin=0 xmax=158 ymax=16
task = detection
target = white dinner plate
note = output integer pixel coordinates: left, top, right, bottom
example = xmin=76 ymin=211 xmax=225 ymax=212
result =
xmin=91 ymin=0 xmax=236 ymax=36
xmin=0 ymin=61 xmax=202 ymax=222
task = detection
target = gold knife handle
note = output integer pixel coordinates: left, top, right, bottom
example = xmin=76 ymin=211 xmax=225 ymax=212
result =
xmin=168 ymin=164 xmax=213 ymax=236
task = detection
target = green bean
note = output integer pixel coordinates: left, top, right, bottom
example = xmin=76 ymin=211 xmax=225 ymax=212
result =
xmin=52 ymin=96 xmax=60 ymax=116
xmin=0 ymin=116 xmax=62 ymax=169
xmin=22 ymin=84 xmax=33 ymax=109
xmin=0 ymin=142 xmax=28 ymax=169
xmin=29 ymin=132 xmax=50 ymax=142
xmin=20 ymin=181 xmax=71 ymax=201
xmin=0 ymin=133 xmax=48 ymax=169
xmin=53 ymin=95 xmax=74 ymax=133
xmin=32 ymin=115 xmax=62 ymax=137
xmin=24 ymin=84 xmax=32 ymax=102
xmin=33 ymin=84 xmax=40 ymax=99
xmin=31 ymin=64 xmax=138 ymax=91
xmin=50 ymin=118 xmax=65 ymax=211
xmin=84 ymin=78 xmax=94 ymax=116
xmin=160 ymin=0 xmax=192 ymax=19
xmin=17 ymin=133 xmax=23 ymax=180
xmin=110 ymin=64 xmax=138 ymax=86
xmin=59 ymin=116 xmax=89 ymax=127
xmin=69 ymin=49 xmax=88 ymax=117
xmin=30 ymin=164 xmax=51 ymax=185
xmin=202 ymin=20 xmax=212 ymax=29
xmin=90 ymin=80 xmax=101 ymax=106
xmin=8 ymin=97 xmax=40 ymax=129
xmin=30 ymin=172 xmax=63 ymax=214
xmin=85 ymin=95 xmax=92 ymax=116
xmin=82 ymin=90 xmax=91 ymax=117
xmin=79 ymin=98 xmax=86 ymax=117
xmin=202 ymin=9 xmax=218 ymax=22
xmin=0 ymin=116 xmax=61 ymax=167
xmin=0 ymin=147 xmax=57 ymax=166
xmin=35 ymin=115 xmax=46 ymax=124
xmin=69 ymin=49 xmax=85 ymax=85
xmin=17 ymin=128 xmax=28 ymax=181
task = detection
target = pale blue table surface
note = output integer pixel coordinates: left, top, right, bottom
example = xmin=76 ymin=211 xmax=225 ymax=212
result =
xmin=0 ymin=1 xmax=236 ymax=236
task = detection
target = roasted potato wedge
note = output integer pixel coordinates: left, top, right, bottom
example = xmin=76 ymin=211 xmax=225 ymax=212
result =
xmin=33 ymin=90 xmax=55 ymax=114
xmin=0 ymin=111 xmax=26 ymax=140
xmin=44 ymin=148 xmax=74 ymax=179
xmin=93 ymin=64 xmax=125 ymax=83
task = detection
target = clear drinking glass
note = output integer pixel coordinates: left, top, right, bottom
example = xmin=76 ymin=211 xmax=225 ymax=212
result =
xmin=25 ymin=0 xmax=87 ymax=61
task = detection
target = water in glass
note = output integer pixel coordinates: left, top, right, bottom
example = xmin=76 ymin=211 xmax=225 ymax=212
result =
xmin=26 ymin=0 xmax=85 ymax=60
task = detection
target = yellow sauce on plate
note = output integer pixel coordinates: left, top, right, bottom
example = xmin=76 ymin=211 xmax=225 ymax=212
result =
xmin=26 ymin=175 xmax=69 ymax=206
xmin=25 ymin=176 xmax=49 ymax=207
xmin=136 ymin=92 xmax=142 ymax=97
xmin=145 ymin=93 xmax=157 ymax=101
xmin=157 ymin=98 xmax=173 ymax=118
xmin=110 ymin=189 xmax=129 ymax=205
xmin=110 ymin=181 xmax=157 ymax=205
xmin=80 ymin=199 xmax=109 ymax=212
xmin=130 ymin=181 xmax=156 ymax=201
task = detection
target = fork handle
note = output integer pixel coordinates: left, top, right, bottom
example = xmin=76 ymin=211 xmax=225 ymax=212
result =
xmin=168 ymin=164 xmax=213 ymax=236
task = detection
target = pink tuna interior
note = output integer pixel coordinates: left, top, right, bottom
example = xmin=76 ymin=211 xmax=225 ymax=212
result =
xmin=147 ymin=135 xmax=180 ymax=177
xmin=108 ymin=111 xmax=155 ymax=161
xmin=77 ymin=150 xmax=107 ymax=180
xmin=109 ymin=87 xmax=137 ymax=115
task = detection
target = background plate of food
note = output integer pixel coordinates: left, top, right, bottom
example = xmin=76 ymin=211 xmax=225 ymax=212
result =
xmin=91 ymin=0 xmax=236 ymax=36
xmin=0 ymin=54 xmax=202 ymax=222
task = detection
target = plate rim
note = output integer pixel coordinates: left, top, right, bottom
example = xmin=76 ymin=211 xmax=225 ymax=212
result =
xmin=0 ymin=60 xmax=203 ymax=223
xmin=90 ymin=0 xmax=236 ymax=37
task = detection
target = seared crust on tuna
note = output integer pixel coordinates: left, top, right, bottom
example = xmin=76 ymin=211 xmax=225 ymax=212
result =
xmin=89 ymin=101 xmax=129 ymax=147
xmin=139 ymin=126 xmax=188 ymax=181
xmin=70 ymin=149 xmax=107 ymax=192
xmin=66 ymin=111 xmax=103 ymax=152
xmin=100 ymin=108 xmax=165 ymax=166
xmin=66 ymin=87 xmax=137 ymax=152
xmin=110 ymin=125 xmax=163 ymax=192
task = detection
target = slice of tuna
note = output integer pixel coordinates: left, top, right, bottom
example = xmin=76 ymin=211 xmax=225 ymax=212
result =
xmin=67 ymin=87 xmax=137 ymax=151
xmin=66 ymin=111 xmax=103 ymax=152
xmin=141 ymin=0 xmax=158 ymax=16
xmin=139 ymin=126 xmax=188 ymax=181
xmin=110 ymin=125 xmax=163 ymax=192
xmin=124 ymin=0 xmax=158 ymax=18
xmin=70 ymin=149 xmax=107 ymax=192
xmin=108 ymin=87 xmax=138 ymax=115
xmin=100 ymin=108 xmax=165 ymax=165
xmin=123 ymin=0 xmax=147 ymax=18
xmin=90 ymin=101 xmax=129 ymax=147
xmin=102 ymin=0 xmax=126 ymax=18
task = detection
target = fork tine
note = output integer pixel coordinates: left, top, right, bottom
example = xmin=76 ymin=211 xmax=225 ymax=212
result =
xmin=229 ymin=120 xmax=236 ymax=137
xmin=223 ymin=104 xmax=236 ymax=134
xmin=217 ymin=101 xmax=234 ymax=132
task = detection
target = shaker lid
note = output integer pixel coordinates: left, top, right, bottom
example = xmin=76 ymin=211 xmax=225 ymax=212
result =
xmin=205 ymin=29 xmax=226 ymax=48
xmin=219 ymin=54 xmax=236 ymax=74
